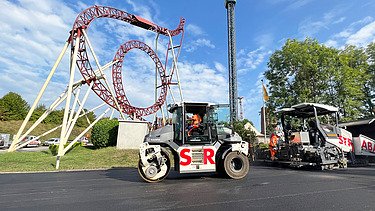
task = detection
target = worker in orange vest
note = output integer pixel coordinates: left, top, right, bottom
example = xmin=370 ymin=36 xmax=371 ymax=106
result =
xmin=269 ymin=129 xmax=282 ymax=161
xmin=269 ymin=133 xmax=278 ymax=161
xmin=188 ymin=113 xmax=202 ymax=136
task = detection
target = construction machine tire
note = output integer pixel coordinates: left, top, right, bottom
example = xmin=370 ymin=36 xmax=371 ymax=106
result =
xmin=138 ymin=149 xmax=171 ymax=183
xmin=223 ymin=151 xmax=249 ymax=179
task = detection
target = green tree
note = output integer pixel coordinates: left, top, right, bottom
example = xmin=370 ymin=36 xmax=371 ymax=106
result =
xmin=30 ymin=104 xmax=47 ymax=122
xmin=233 ymin=119 xmax=257 ymax=144
xmin=365 ymin=42 xmax=375 ymax=116
xmin=265 ymin=38 xmax=337 ymax=108
xmin=44 ymin=109 xmax=64 ymax=124
xmin=91 ymin=118 xmax=118 ymax=148
xmin=0 ymin=92 xmax=29 ymax=121
xmin=76 ymin=110 xmax=96 ymax=127
xmin=334 ymin=45 xmax=368 ymax=121
xmin=265 ymin=38 xmax=370 ymax=125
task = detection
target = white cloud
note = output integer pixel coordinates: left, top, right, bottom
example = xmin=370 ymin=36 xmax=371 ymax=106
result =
xmin=255 ymin=34 xmax=274 ymax=47
xmin=186 ymin=24 xmax=205 ymax=36
xmin=334 ymin=30 xmax=352 ymax=39
xmin=266 ymin=0 xmax=312 ymax=11
xmin=0 ymin=0 xmax=227 ymax=122
xmin=125 ymin=0 xmax=153 ymax=22
xmin=76 ymin=1 xmax=89 ymax=11
xmin=182 ymin=22 xmax=211 ymax=55
xmin=178 ymin=61 xmax=228 ymax=104
xmin=346 ymin=21 xmax=375 ymax=46
xmin=324 ymin=16 xmax=375 ymax=48
xmin=237 ymin=47 xmax=272 ymax=74
xmin=324 ymin=39 xmax=338 ymax=48
xmin=119 ymin=59 xmax=229 ymax=111
xmin=214 ymin=62 xmax=226 ymax=73
xmin=298 ymin=17 xmax=328 ymax=37
xmin=332 ymin=17 xmax=346 ymax=24
xmin=284 ymin=0 xmax=313 ymax=11
xmin=0 ymin=0 xmax=77 ymax=104
xmin=298 ymin=6 xmax=347 ymax=37
xmin=185 ymin=38 xmax=215 ymax=52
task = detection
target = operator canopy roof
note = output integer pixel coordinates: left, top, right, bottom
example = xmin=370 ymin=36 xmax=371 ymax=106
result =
xmin=339 ymin=118 xmax=375 ymax=127
xmin=278 ymin=103 xmax=339 ymax=118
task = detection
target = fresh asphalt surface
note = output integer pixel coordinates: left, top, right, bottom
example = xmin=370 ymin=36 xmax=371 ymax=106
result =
xmin=0 ymin=164 xmax=374 ymax=211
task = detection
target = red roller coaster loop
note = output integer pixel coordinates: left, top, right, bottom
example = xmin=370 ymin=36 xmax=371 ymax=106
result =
xmin=70 ymin=5 xmax=185 ymax=118
xmin=112 ymin=40 xmax=168 ymax=117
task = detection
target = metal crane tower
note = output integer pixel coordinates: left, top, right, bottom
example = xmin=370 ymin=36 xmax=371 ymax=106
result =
xmin=225 ymin=0 xmax=238 ymax=124
xmin=238 ymin=96 xmax=244 ymax=121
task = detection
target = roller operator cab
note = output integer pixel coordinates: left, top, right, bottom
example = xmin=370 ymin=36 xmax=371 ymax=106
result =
xmin=138 ymin=102 xmax=250 ymax=182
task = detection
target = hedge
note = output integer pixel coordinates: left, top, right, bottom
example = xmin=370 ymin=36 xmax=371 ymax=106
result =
xmin=49 ymin=142 xmax=82 ymax=156
xmin=91 ymin=118 xmax=119 ymax=148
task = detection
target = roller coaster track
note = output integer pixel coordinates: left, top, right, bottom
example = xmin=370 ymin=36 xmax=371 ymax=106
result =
xmin=70 ymin=5 xmax=185 ymax=118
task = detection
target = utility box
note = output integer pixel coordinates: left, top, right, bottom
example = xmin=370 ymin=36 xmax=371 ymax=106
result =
xmin=117 ymin=119 xmax=149 ymax=149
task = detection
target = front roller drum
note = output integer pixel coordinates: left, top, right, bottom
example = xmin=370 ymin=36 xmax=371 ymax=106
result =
xmin=223 ymin=151 xmax=249 ymax=179
xmin=138 ymin=149 xmax=171 ymax=183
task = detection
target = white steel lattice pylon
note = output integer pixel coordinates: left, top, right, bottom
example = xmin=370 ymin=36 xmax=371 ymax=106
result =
xmin=151 ymin=29 xmax=185 ymax=130
xmin=8 ymin=31 xmax=117 ymax=170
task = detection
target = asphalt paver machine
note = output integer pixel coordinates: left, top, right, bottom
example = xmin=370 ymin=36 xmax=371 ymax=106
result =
xmin=264 ymin=103 xmax=352 ymax=169
xmin=137 ymin=102 xmax=250 ymax=182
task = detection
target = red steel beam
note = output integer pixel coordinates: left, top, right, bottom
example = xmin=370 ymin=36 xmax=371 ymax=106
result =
xmin=70 ymin=5 xmax=185 ymax=119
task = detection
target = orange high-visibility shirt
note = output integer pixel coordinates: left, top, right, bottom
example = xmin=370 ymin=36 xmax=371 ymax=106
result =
xmin=191 ymin=114 xmax=202 ymax=126
xmin=269 ymin=133 xmax=278 ymax=148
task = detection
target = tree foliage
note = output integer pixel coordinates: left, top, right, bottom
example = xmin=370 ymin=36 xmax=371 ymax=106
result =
xmin=91 ymin=118 xmax=119 ymax=148
xmin=365 ymin=42 xmax=375 ymax=116
xmin=30 ymin=104 xmax=47 ymax=121
xmin=76 ymin=109 xmax=96 ymax=127
xmin=233 ymin=119 xmax=257 ymax=144
xmin=43 ymin=109 xmax=64 ymax=124
xmin=0 ymin=92 xmax=96 ymax=126
xmin=265 ymin=38 xmax=374 ymax=129
xmin=0 ymin=92 xmax=29 ymax=121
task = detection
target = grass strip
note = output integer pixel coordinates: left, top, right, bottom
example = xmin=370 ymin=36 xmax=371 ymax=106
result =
xmin=0 ymin=147 xmax=139 ymax=172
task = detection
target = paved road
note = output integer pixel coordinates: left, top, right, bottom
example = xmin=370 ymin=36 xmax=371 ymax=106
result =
xmin=0 ymin=146 xmax=49 ymax=153
xmin=0 ymin=165 xmax=374 ymax=211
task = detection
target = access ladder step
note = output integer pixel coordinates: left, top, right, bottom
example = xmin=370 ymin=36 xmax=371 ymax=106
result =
xmin=168 ymin=45 xmax=181 ymax=50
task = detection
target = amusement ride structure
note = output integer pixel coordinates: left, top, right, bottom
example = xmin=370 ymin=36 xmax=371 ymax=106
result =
xmin=8 ymin=5 xmax=186 ymax=168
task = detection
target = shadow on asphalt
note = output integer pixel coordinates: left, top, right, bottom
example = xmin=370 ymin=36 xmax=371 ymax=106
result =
xmin=252 ymin=160 xmax=375 ymax=176
xmin=104 ymin=167 xmax=142 ymax=183
xmin=104 ymin=162 xmax=374 ymax=183
xmin=104 ymin=167 xmax=228 ymax=183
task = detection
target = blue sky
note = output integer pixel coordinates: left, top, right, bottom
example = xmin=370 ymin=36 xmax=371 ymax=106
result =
xmin=1 ymin=0 xmax=375 ymax=130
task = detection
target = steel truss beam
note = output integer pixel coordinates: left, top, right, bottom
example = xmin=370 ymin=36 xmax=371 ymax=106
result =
xmin=71 ymin=5 xmax=185 ymax=119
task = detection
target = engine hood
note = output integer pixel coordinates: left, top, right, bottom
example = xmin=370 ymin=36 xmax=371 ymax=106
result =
xmin=145 ymin=125 xmax=173 ymax=143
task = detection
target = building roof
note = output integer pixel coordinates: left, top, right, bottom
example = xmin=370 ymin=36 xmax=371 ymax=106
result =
xmin=244 ymin=122 xmax=262 ymax=136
